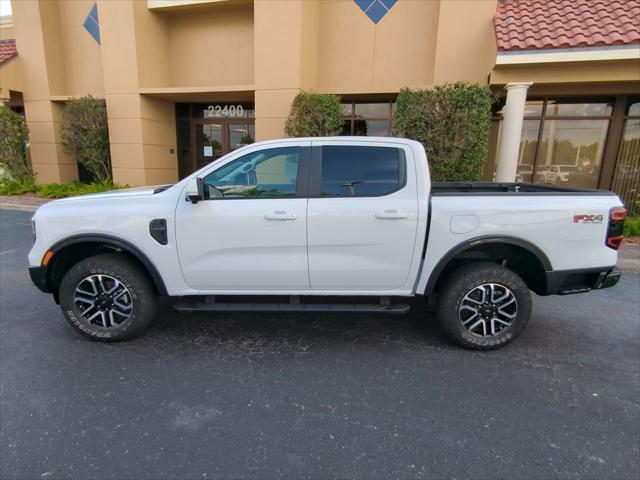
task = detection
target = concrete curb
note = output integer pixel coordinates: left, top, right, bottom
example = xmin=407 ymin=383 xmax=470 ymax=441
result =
xmin=0 ymin=203 xmax=39 ymax=213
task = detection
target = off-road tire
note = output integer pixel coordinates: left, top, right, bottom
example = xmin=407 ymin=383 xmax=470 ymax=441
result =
xmin=59 ymin=253 xmax=157 ymax=341
xmin=436 ymin=262 xmax=532 ymax=350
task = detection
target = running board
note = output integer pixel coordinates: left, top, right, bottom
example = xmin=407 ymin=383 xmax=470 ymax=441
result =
xmin=559 ymin=287 xmax=591 ymax=295
xmin=173 ymin=302 xmax=410 ymax=315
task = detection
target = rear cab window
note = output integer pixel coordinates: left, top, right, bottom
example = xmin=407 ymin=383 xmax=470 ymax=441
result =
xmin=317 ymin=145 xmax=406 ymax=197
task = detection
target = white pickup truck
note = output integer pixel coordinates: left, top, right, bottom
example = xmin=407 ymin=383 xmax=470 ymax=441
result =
xmin=28 ymin=137 xmax=626 ymax=349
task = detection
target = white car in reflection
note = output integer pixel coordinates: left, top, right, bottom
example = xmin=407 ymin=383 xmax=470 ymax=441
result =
xmin=547 ymin=165 xmax=578 ymax=183
xmin=516 ymin=164 xmax=533 ymax=183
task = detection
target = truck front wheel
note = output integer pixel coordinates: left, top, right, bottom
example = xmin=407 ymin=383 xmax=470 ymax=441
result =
xmin=58 ymin=253 xmax=157 ymax=341
xmin=436 ymin=262 xmax=532 ymax=349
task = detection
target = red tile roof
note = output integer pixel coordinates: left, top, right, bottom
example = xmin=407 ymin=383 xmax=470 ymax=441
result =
xmin=495 ymin=0 xmax=640 ymax=52
xmin=0 ymin=39 xmax=17 ymax=66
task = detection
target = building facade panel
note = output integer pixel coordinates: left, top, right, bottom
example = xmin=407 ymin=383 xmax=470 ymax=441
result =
xmin=0 ymin=0 xmax=637 ymax=215
xmin=316 ymin=0 xmax=441 ymax=92
xmin=165 ymin=2 xmax=254 ymax=88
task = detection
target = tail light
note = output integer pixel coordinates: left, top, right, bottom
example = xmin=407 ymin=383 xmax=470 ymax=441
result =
xmin=606 ymin=207 xmax=626 ymax=250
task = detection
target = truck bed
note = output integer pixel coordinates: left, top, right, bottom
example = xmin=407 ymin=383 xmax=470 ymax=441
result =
xmin=431 ymin=182 xmax=617 ymax=196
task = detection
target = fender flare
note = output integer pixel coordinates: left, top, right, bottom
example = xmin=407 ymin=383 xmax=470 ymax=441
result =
xmin=48 ymin=234 xmax=168 ymax=295
xmin=423 ymin=235 xmax=552 ymax=295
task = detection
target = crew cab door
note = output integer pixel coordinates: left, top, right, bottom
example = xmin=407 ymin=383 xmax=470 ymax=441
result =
xmin=307 ymin=141 xmax=419 ymax=291
xmin=175 ymin=142 xmax=311 ymax=291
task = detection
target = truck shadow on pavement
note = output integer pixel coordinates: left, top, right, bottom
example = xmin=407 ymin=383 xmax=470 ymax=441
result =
xmin=139 ymin=304 xmax=459 ymax=353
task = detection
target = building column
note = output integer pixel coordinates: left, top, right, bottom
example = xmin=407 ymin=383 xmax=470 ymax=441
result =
xmin=11 ymin=0 xmax=78 ymax=184
xmin=495 ymin=82 xmax=533 ymax=182
xmin=253 ymin=0 xmax=318 ymax=141
xmin=98 ymin=0 xmax=177 ymax=186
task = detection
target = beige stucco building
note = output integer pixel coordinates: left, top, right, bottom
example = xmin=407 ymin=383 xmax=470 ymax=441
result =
xmin=0 ymin=0 xmax=639 ymax=210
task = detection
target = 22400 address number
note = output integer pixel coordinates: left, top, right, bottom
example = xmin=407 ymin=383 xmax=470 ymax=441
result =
xmin=205 ymin=105 xmax=245 ymax=118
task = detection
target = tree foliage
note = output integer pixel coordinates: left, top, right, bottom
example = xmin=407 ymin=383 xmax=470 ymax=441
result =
xmin=284 ymin=92 xmax=343 ymax=137
xmin=60 ymin=96 xmax=112 ymax=182
xmin=0 ymin=105 xmax=32 ymax=182
xmin=392 ymin=83 xmax=493 ymax=182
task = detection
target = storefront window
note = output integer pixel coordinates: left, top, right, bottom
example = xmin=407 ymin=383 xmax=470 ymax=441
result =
xmin=534 ymin=119 xmax=609 ymax=188
xmin=522 ymin=101 xmax=544 ymax=117
xmin=489 ymin=98 xmax=614 ymax=188
xmin=341 ymin=100 xmax=395 ymax=136
xmin=515 ymin=120 xmax=540 ymax=182
xmin=611 ymin=98 xmax=640 ymax=216
xmin=545 ymin=101 xmax=612 ymax=117
xmin=354 ymin=103 xmax=390 ymax=117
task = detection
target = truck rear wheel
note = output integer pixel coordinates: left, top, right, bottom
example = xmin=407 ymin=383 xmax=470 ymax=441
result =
xmin=58 ymin=253 xmax=157 ymax=341
xmin=436 ymin=262 xmax=532 ymax=349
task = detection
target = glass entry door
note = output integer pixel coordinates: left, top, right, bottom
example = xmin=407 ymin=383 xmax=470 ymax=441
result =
xmin=193 ymin=120 xmax=255 ymax=172
xmin=195 ymin=123 xmax=224 ymax=170
xmin=228 ymin=123 xmax=256 ymax=153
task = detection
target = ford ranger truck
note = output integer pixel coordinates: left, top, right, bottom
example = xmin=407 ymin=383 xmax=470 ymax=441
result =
xmin=28 ymin=137 xmax=626 ymax=349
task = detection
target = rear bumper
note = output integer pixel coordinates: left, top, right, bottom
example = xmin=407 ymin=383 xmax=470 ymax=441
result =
xmin=545 ymin=267 xmax=620 ymax=295
xmin=599 ymin=270 xmax=621 ymax=289
xmin=29 ymin=266 xmax=50 ymax=293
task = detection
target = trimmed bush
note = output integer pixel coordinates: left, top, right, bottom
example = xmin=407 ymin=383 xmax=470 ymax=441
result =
xmin=0 ymin=105 xmax=32 ymax=182
xmin=60 ymin=96 xmax=112 ymax=182
xmin=284 ymin=92 xmax=343 ymax=137
xmin=392 ymin=83 xmax=493 ymax=182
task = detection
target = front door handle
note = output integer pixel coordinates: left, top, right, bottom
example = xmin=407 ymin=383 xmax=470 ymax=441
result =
xmin=375 ymin=210 xmax=408 ymax=220
xmin=264 ymin=211 xmax=297 ymax=221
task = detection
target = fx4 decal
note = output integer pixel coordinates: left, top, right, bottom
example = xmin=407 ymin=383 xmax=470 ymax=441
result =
xmin=573 ymin=214 xmax=604 ymax=224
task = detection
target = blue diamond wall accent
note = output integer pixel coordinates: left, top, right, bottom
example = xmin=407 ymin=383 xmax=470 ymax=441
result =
xmin=354 ymin=0 xmax=397 ymax=24
xmin=83 ymin=3 xmax=100 ymax=44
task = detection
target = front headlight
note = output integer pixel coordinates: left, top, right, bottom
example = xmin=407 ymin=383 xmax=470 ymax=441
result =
xmin=31 ymin=219 xmax=36 ymax=245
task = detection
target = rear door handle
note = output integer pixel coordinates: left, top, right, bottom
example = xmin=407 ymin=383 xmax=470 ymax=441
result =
xmin=375 ymin=210 xmax=408 ymax=219
xmin=264 ymin=211 xmax=297 ymax=221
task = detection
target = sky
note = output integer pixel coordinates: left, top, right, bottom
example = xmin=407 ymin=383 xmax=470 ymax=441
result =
xmin=0 ymin=0 xmax=11 ymax=17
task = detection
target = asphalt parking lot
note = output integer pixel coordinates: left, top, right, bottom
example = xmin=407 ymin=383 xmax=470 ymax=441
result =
xmin=1 ymin=208 xmax=639 ymax=480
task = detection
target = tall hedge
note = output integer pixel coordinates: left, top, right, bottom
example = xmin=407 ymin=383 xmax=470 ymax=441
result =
xmin=284 ymin=92 xmax=343 ymax=137
xmin=0 ymin=105 xmax=32 ymax=183
xmin=60 ymin=96 xmax=112 ymax=182
xmin=392 ymin=83 xmax=492 ymax=182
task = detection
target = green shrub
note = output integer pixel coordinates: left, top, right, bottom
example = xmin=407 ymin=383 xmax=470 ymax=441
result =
xmin=392 ymin=83 xmax=492 ymax=182
xmin=284 ymin=92 xmax=343 ymax=137
xmin=0 ymin=180 xmax=125 ymax=199
xmin=0 ymin=181 xmax=39 ymax=196
xmin=0 ymin=105 xmax=33 ymax=182
xmin=624 ymin=216 xmax=640 ymax=237
xmin=60 ymin=96 xmax=112 ymax=182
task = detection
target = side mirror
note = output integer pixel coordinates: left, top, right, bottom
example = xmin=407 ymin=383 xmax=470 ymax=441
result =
xmin=186 ymin=177 xmax=204 ymax=204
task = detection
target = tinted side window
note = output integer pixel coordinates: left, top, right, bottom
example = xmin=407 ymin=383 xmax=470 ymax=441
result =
xmin=203 ymin=147 xmax=300 ymax=199
xmin=320 ymin=146 xmax=404 ymax=197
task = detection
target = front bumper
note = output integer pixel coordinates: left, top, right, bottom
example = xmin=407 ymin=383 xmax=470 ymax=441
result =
xmin=29 ymin=266 xmax=50 ymax=293
xmin=545 ymin=267 xmax=621 ymax=295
